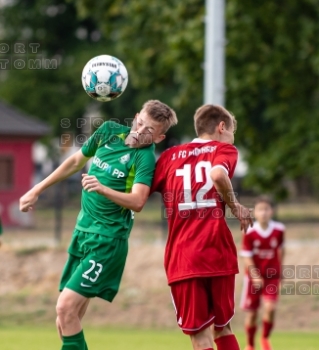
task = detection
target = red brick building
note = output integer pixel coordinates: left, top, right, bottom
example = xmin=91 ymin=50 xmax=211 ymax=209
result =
xmin=0 ymin=100 xmax=50 ymax=227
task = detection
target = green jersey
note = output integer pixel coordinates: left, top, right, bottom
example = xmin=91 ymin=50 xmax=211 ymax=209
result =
xmin=75 ymin=121 xmax=156 ymax=238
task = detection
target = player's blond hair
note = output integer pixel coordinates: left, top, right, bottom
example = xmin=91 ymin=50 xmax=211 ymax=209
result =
xmin=194 ymin=104 xmax=236 ymax=137
xmin=142 ymin=100 xmax=178 ymax=133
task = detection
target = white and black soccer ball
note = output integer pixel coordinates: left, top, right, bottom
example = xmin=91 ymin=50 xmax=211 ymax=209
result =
xmin=82 ymin=55 xmax=128 ymax=102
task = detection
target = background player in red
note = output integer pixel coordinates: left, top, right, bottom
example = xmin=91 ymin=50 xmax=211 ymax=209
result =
xmin=151 ymin=104 xmax=253 ymax=350
xmin=240 ymin=196 xmax=285 ymax=350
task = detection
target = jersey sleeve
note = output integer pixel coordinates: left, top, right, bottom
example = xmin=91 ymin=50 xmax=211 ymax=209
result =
xmin=212 ymin=144 xmax=238 ymax=178
xmin=240 ymin=232 xmax=254 ymax=257
xmin=133 ymin=146 xmax=156 ymax=187
xmin=81 ymin=122 xmax=109 ymax=157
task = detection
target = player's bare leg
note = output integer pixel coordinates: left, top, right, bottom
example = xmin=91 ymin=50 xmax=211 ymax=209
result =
xmin=260 ymin=300 xmax=276 ymax=350
xmin=190 ymin=326 xmax=214 ymax=350
xmin=56 ymin=298 xmax=90 ymax=340
xmin=263 ymin=299 xmax=276 ymax=323
xmin=56 ymin=288 xmax=90 ymax=349
xmin=244 ymin=310 xmax=258 ymax=350
xmin=213 ymin=323 xmax=240 ymax=350
xmin=56 ymin=317 xmax=63 ymax=341
xmin=56 ymin=288 xmax=89 ymax=335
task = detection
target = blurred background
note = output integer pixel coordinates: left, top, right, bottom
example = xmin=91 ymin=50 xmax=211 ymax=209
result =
xmin=0 ymin=0 xmax=319 ymax=348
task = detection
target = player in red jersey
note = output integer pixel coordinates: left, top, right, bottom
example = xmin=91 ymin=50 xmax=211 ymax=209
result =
xmin=151 ymin=104 xmax=253 ymax=350
xmin=240 ymin=196 xmax=285 ymax=350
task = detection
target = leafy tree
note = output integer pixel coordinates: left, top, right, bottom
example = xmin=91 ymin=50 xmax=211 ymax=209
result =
xmin=226 ymin=0 xmax=319 ymax=198
xmin=74 ymin=0 xmax=319 ymax=198
xmin=0 ymin=0 xmax=138 ymax=137
xmin=2 ymin=0 xmax=319 ymax=198
xmin=72 ymin=0 xmax=205 ymax=140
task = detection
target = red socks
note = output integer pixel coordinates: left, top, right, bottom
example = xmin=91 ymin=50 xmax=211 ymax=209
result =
xmin=246 ymin=325 xmax=257 ymax=346
xmin=262 ymin=321 xmax=273 ymax=338
xmin=214 ymin=334 xmax=240 ymax=350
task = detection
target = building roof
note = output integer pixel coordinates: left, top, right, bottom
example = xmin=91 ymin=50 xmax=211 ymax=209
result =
xmin=0 ymin=100 xmax=51 ymax=137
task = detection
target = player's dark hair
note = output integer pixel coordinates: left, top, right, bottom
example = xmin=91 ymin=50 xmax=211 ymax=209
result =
xmin=142 ymin=100 xmax=178 ymax=133
xmin=254 ymin=195 xmax=275 ymax=208
xmin=194 ymin=104 xmax=236 ymax=137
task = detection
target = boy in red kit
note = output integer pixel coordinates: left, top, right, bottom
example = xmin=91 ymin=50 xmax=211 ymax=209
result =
xmin=240 ymin=196 xmax=285 ymax=350
xmin=151 ymin=104 xmax=253 ymax=350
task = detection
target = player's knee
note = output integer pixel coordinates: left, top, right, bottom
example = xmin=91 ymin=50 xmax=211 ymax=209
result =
xmin=213 ymin=323 xmax=233 ymax=339
xmin=56 ymin=302 xmax=65 ymax=318
xmin=190 ymin=328 xmax=213 ymax=350
xmin=190 ymin=337 xmax=212 ymax=349
xmin=265 ymin=301 xmax=276 ymax=313
xmin=247 ymin=310 xmax=258 ymax=325
xmin=56 ymin=300 xmax=76 ymax=322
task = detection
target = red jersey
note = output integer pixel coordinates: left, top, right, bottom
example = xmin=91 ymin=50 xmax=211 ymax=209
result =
xmin=240 ymin=220 xmax=285 ymax=279
xmin=151 ymin=139 xmax=239 ymax=284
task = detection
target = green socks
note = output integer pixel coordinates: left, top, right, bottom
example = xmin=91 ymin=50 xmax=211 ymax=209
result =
xmin=61 ymin=330 xmax=87 ymax=350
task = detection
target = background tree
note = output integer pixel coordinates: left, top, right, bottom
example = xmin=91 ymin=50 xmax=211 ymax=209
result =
xmin=0 ymin=0 xmax=140 ymax=137
xmin=226 ymin=0 xmax=319 ymax=198
xmin=1 ymin=0 xmax=319 ymax=198
xmin=72 ymin=0 xmax=205 ymax=145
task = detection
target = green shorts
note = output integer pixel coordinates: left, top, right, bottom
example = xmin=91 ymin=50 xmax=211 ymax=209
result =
xmin=59 ymin=229 xmax=128 ymax=302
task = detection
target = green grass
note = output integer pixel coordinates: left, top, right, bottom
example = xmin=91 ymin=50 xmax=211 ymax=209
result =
xmin=0 ymin=327 xmax=318 ymax=350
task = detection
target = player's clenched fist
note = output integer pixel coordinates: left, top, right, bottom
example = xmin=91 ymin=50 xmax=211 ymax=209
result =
xmin=19 ymin=189 xmax=39 ymax=212
xmin=82 ymin=174 xmax=104 ymax=194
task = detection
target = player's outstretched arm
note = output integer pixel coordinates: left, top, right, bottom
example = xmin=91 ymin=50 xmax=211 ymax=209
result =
xmin=81 ymin=174 xmax=149 ymax=212
xmin=210 ymin=167 xmax=253 ymax=232
xmin=20 ymin=150 xmax=90 ymax=212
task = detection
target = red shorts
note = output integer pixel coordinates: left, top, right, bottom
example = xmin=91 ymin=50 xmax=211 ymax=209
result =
xmin=170 ymin=275 xmax=235 ymax=335
xmin=240 ymin=275 xmax=280 ymax=311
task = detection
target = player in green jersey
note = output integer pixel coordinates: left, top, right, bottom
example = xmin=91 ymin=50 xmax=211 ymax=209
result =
xmin=19 ymin=100 xmax=177 ymax=350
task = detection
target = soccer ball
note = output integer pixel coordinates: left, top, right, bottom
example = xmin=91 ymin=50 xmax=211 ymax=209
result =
xmin=82 ymin=55 xmax=128 ymax=102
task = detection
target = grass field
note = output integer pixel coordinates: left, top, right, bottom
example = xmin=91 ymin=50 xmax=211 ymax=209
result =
xmin=2 ymin=199 xmax=319 ymax=349
xmin=0 ymin=326 xmax=318 ymax=350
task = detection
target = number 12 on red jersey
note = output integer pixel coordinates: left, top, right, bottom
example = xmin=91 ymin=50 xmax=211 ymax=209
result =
xmin=176 ymin=161 xmax=217 ymax=211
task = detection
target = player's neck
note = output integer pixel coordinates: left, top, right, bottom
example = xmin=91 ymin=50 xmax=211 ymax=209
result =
xmin=197 ymin=133 xmax=218 ymax=141
xmin=258 ymin=221 xmax=270 ymax=230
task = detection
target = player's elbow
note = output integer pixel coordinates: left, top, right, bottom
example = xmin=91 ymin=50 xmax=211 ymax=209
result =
xmin=133 ymin=197 xmax=148 ymax=212
xmin=133 ymin=201 xmax=145 ymax=213
xmin=130 ymin=186 xmax=150 ymax=212
xmin=134 ymin=206 xmax=143 ymax=213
